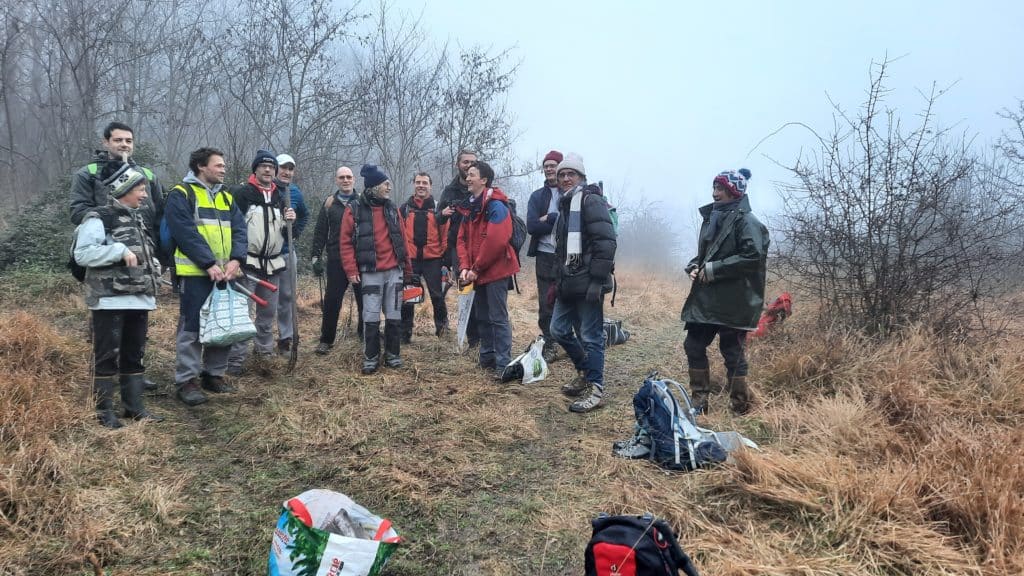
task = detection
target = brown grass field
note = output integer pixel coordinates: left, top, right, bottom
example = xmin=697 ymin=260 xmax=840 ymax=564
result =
xmin=1 ymin=267 xmax=1022 ymax=575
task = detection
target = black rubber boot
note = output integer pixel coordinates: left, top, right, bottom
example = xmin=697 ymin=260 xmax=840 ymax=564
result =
xmin=688 ymin=368 xmax=712 ymax=415
xmin=362 ymin=321 xmax=381 ymax=374
xmin=94 ymin=377 xmax=124 ymax=429
xmin=729 ymin=375 xmax=752 ymax=415
xmin=143 ymin=377 xmax=159 ymax=392
xmin=384 ymin=320 xmax=403 ymax=368
xmin=121 ymin=374 xmax=164 ymax=422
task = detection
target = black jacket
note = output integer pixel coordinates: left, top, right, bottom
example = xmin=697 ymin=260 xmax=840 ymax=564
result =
xmin=553 ymin=185 xmax=617 ymax=299
xmin=526 ymin=182 xmax=559 ymax=257
xmin=69 ymin=151 xmax=164 ymax=246
xmin=310 ymin=190 xmax=356 ymax=262
xmin=436 ymin=177 xmax=471 ymax=252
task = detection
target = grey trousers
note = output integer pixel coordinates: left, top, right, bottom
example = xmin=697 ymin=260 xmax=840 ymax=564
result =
xmin=228 ymin=270 xmax=282 ymax=368
xmin=276 ymin=266 xmax=295 ymax=342
xmin=175 ymin=323 xmax=230 ymax=384
xmin=361 ymin=268 xmax=403 ymax=323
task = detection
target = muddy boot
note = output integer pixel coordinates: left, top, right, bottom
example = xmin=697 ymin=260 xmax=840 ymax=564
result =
xmin=362 ymin=321 xmax=381 ymax=374
xmin=176 ymin=378 xmax=208 ymax=407
xmin=729 ymin=375 xmax=752 ymax=415
xmin=688 ymin=368 xmax=711 ymax=415
xmin=561 ymin=371 xmax=590 ymax=397
xmin=201 ymin=371 xmax=236 ymax=393
xmin=143 ymin=377 xmax=159 ymax=392
xmin=384 ymin=320 xmax=403 ymax=368
xmin=542 ymin=338 xmax=558 ymax=363
xmin=569 ymin=384 xmax=604 ymax=413
xmin=94 ymin=377 xmax=124 ymax=429
xmin=121 ymin=374 xmax=164 ymax=423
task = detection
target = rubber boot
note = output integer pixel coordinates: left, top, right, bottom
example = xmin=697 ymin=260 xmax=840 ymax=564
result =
xmin=729 ymin=375 xmax=752 ymax=415
xmin=121 ymin=374 xmax=164 ymax=422
xmin=362 ymin=321 xmax=381 ymax=374
xmin=688 ymin=368 xmax=712 ymax=415
xmin=143 ymin=377 xmax=159 ymax=392
xmin=384 ymin=320 xmax=403 ymax=368
xmin=94 ymin=377 xmax=123 ymax=429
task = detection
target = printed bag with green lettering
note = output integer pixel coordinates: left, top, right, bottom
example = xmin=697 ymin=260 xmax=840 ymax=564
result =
xmin=269 ymin=489 xmax=400 ymax=576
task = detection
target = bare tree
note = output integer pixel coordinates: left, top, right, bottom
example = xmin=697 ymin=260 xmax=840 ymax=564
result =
xmin=776 ymin=58 xmax=1024 ymax=335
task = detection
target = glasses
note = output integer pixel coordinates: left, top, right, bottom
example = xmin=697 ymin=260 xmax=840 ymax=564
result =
xmin=558 ymin=171 xmax=579 ymax=179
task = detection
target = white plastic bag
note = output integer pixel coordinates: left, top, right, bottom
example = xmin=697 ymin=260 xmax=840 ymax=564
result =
xmin=506 ymin=336 xmax=549 ymax=384
xmin=269 ymin=489 xmax=400 ymax=576
xmin=199 ymin=282 xmax=256 ymax=346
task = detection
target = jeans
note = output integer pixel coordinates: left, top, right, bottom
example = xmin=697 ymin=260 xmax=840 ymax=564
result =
xmin=683 ymin=323 xmax=749 ymax=377
xmin=551 ymin=296 xmax=605 ymax=387
xmin=474 ymin=278 xmax=512 ymax=368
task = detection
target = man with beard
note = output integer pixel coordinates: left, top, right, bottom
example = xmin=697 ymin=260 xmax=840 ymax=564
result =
xmin=437 ymin=149 xmax=479 ymax=347
xmin=399 ymin=172 xmax=449 ymax=342
xmin=526 ymin=150 xmax=564 ymax=361
xmin=339 ymin=165 xmax=412 ymax=374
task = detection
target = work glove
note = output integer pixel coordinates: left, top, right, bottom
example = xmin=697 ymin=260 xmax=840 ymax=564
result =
xmin=586 ymin=281 xmax=604 ymax=304
xmin=311 ymin=257 xmax=324 ymax=277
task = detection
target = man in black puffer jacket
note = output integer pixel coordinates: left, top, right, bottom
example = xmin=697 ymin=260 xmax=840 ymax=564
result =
xmin=550 ymin=154 xmax=617 ymax=413
xmin=311 ymin=166 xmax=363 ymax=352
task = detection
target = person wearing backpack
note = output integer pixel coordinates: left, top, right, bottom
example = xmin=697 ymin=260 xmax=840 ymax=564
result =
xmin=311 ymin=166 xmax=363 ymax=353
xmin=551 ymin=154 xmax=617 ymax=413
xmin=456 ymin=161 xmax=520 ymax=381
xmin=339 ymin=165 xmax=413 ymax=374
xmin=225 ymin=150 xmax=297 ymax=376
xmin=74 ymin=162 xmax=164 ymax=428
xmin=70 ymin=121 xmax=165 ymax=391
xmin=166 ymin=148 xmax=247 ymax=406
xmin=680 ymin=168 xmax=769 ymax=415
xmin=399 ymin=172 xmax=449 ymax=342
xmin=526 ymin=149 xmax=565 ymax=363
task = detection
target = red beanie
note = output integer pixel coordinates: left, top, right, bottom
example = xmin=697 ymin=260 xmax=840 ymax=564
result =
xmin=543 ymin=150 xmax=564 ymax=165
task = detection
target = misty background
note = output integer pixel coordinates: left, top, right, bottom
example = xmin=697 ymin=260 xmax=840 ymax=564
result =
xmin=1 ymin=0 xmax=1022 ymax=270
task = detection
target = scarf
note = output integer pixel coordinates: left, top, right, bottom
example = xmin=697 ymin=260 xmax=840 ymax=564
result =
xmin=565 ymin=184 xmax=584 ymax=267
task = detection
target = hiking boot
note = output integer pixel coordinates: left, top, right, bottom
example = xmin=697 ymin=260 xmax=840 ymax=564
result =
xmin=94 ymin=377 xmax=124 ymax=429
xmin=688 ymin=368 xmax=711 ymax=415
xmin=729 ymin=375 xmax=752 ymax=415
xmin=479 ymin=357 xmax=497 ymax=370
xmin=143 ymin=377 xmax=159 ymax=392
xmin=277 ymin=338 xmax=292 ymax=355
xmin=561 ymin=372 xmax=590 ymax=397
xmin=542 ymin=342 xmax=558 ymax=363
xmin=570 ymin=387 xmax=604 ymax=413
xmin=362 ymin=321 xmax=381 ymax=374
xmin=613 ymin=431 xmax=651 ymax=459
xmin=435 ymin=323 xmax=449 ymax=338
xmin=176 ymin=379 xmax=208 ymax=406
xmin=225 ymin=365 xmax=244 ymax=377
xmin=201 ymin=372 xmax=236 ymax=394
xmin=384 ymin=320 xmax=402 ymax=368
xmin=314 ymin=342 xmax=332 ymax=355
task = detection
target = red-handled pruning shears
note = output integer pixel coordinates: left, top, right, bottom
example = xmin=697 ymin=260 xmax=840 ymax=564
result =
xmin=243 ymin=272 xmax=278 ymax=292
xmin=231 ymin=281 xmax=268 ymax=307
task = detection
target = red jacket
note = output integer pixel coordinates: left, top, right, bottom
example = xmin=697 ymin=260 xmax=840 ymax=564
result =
xmin=456 ymin=187 xmax=520 ymax=286
xmin=401 ymin=195 xmax=448 ymax=260
xmin=339 ymin=203 xmax=412 ymax=280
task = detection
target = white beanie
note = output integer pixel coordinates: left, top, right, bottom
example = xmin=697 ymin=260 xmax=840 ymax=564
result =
xmin=556 ymin=153 xmax=586 ymax=178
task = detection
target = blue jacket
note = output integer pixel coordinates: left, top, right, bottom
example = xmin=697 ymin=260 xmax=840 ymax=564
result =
xmin=165 ymin=172 xmax=248 ymax=271
xmin=526 ymin=183 xmax=559 ymax=257
xmin=280 ymin=182 xmax=309 ymax=255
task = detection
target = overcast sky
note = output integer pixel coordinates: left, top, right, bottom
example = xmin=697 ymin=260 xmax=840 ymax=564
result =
xmin=411 ymin=0 xmax=1024 ymax=240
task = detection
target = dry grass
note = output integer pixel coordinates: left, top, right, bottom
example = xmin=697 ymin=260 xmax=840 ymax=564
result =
xmin=0 ymin=268 xmax=1022 ymax=574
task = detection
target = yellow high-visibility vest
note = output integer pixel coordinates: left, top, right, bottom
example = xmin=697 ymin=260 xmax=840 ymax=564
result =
xmin=172 ymin=183 xmax=235 ymax=277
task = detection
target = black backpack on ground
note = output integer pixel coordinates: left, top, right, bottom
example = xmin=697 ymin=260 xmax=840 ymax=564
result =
xmin=585 ymin=513 xmax=700 ymax=576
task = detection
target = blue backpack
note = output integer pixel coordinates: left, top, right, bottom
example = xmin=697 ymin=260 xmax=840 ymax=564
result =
xmin=633 ymin=372 xmax=727 ymax=471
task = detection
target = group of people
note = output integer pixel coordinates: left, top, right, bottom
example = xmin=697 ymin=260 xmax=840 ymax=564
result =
xmin=70 ymin=122 xmax=768 ymax=429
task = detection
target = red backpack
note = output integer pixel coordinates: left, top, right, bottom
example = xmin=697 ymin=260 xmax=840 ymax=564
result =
xmin=585 ymin=513 xmax=700 ymax=576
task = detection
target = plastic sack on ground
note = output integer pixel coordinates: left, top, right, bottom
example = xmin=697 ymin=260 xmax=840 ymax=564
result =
xmin=269 ymin=489 xmax=400 ymax=576
xmin=503 ymin=336 xmax=549 ymax=384
xmin=199 ymin=282 xmax=256 ymax=346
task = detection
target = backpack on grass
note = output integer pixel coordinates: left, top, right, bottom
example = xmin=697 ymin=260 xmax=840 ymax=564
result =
xmin=585 ymin=513 xmax=700 ymax=576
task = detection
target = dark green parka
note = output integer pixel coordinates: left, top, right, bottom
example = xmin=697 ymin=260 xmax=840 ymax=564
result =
xmin=681 ymin=195 xmax=769 ymax=330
